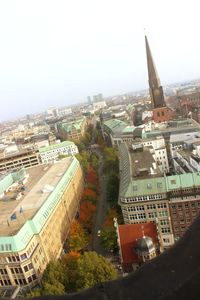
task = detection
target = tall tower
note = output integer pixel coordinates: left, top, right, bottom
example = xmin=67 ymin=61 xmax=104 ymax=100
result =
xmin=145 ymin=35 xmax=172 ymax=122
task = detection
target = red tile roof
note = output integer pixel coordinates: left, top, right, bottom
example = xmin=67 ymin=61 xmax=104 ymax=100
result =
xmin=118 ymin=222 xmax=158 ymax=265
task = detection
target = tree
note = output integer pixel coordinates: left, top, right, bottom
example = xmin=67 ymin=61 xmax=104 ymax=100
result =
xmin=103 ymin=208 xmax=119 ymax=227
xmin=86 ymin=166 xmax=98 ymax=185
xmin=62 ymin=251 xmax=80 ymax=293
xmin=68 ymin=220 xmax=88 ymax=252
xmin=103 ymin=147 xmax=119 ymax=173
xmin=90 ymin=152 xmax=99 ymax=170
xmin=107 ymin=172 xmax=119 ymax=205
xmin=43 ymin=281 xmax=65 ymax=296
xmin=76 ymin=151 xmax=90 ymax=174
xmin=100 ymin=227 xmax=118 ymax=253
xmin=79 ymin=200 xmax=96 ymax=231
xmin=41 ymin=261 xmax=65 ymax=296
xmin=76 ymin=252 xmax=117 ymax=290
xmin=82 ymin=188 xmax=97 ymax=203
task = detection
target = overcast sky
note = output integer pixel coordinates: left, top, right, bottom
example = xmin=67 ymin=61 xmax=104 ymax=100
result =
xmin=0 ymin=0 xmax=200 ymax=121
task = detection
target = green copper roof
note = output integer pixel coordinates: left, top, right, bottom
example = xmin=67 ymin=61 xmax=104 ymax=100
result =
xmin=39 ymin=141 xmax=75 ymax=153
xmin=58 ymin=117 xmax=85 ymax=133
xmin=103 ymin=119 xmax=128 ymax=134
xmin=119 ymin=172 xmax=200 ymax=199
xmin=122 ymin=126 xmax=135 ymax=134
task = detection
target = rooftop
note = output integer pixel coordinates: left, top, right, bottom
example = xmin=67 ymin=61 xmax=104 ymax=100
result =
xmin=118 ymin=222 xmax=158 ymax=265
xmin=39 ymin=141 xmax=75 ymax=153
xmin=144 ymin=118 xmax=200 ymax=138
xmin=58 ymin=117 xmax=85 ymax=133
xmin=119 ymin=142 xmax=200 ymax=199
xmin=0 ymin=158 xmax=73 ymax=236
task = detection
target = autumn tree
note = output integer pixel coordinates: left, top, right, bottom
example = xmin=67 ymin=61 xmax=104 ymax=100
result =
xmin=76 ymin=252 xmax=117 ymax=290
xmin=82 ymin=187 xmax=97 ymax=203
xmin=79 ymin=200 xmax=96 ymax=231
xmin=86 ymin=166 xmax=98 ymax=185
xmin=68 ymin=220 xmax=88 ymax=252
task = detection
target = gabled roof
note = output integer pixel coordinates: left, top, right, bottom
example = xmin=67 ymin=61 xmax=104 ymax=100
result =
xmin=118 ymin=222 xmax=158 ymax=265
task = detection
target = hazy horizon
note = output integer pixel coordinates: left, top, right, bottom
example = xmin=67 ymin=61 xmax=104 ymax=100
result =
xmin=0 ymin=0 xmax=200 ymax=121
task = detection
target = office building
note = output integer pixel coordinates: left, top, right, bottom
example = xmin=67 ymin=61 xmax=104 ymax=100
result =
xmin=57 ymin=117 xmax=87 ymax=142
xmin=0 ymin=157 xmax=84 ymax=289
xmin=118 ymin=142 xmax=200 ymax=246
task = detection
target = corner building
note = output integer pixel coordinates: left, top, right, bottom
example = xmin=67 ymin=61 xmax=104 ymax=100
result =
xmin=0 ymin=157 xmax=84 ymax=289
xmin=118 ymin=142 xmax=200 ymax=248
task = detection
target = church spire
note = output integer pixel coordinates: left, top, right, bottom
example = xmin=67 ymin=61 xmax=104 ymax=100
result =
xmin=145 ymin=35 xmax=166 ymax=108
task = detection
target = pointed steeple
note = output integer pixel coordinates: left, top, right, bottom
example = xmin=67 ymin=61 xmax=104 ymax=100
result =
xmin=145 ymin=35 xmax=166 ymax=108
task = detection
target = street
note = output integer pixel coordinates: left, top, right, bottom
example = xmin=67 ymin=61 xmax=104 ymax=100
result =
xmin=91 ymin=148 xmax=108 ymax=255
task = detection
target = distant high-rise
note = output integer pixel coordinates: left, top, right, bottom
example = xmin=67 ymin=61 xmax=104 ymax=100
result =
xmin=145 ymin=35 xmax=173 ymax=122
xmin=87 ymin=96 xmax=92 ymax=105
xmin=93 ymin=93 xmax=103 ymax=103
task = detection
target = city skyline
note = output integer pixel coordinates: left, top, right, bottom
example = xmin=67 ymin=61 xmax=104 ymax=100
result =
xmin=0 ymin=0 xmax=200 ymax=121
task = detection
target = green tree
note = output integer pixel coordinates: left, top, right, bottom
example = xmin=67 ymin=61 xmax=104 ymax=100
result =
xmin=26 ymin=288 xmax=42 ymax=298
xmin=76 ymin=251 xmax=117 ymax=290
xmin=107 ymin=172 xmax=119 ymax=205
xmin=43 ymin=281 xmax=65 ymax=296
xmin=41 ymin=261 xmax=65 ymax=296
xmin=103 ymin=147 xmax=119 ymax=173
xmin=100 ymin=227 xmax=118 ymax=253
xmin=76 ymin=151 xmax=90 ymax=174
xmin=61 ymin=251 xmax=80 ymax=293
xmin=90 ymin=152 xmax=99 ymax=170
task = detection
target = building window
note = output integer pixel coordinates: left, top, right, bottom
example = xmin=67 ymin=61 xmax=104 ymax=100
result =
xmin=147 ymin=204 xmax=156 ymax=210
xmin=159 ymin=211 xmax=168 ymax=218
xmin=32 ymin=274 xmax=37 ymax=281
xmin=157 ymin=203 xmax=167 ymax=209
xmin=160 ymin=219 xmax=169 ymax=226
xmin=147 ymin=183 xmax=152 ymax=189
xmin=163 ymin=238 xmax=170 ymax=243
xmin=161 ymin=227 xmax=170 ymax=233
xmin=148 ymin=212 xmax=157 ymax=218
xmin=20 ymin=253 xmax=27 ymax=260
xmin=133 ymin=185 xmax=138 ymax=191
xmin=24 ymin=266 xmax=28 ymax=272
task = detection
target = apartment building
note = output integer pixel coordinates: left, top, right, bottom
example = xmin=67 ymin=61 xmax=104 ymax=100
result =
xmin=0 ymin=157 xmax=84 ymax=289
xmin=39 ymin=141 xmax=78 ymax=164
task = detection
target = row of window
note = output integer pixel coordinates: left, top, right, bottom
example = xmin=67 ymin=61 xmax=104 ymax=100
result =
xmin=161 ymin=228 xmax=171 ymax=233
xmin=127 ymin=203 xmax=167 ymax=212
xmin=123 ymin=194 xmax=164 ymax=203
xmin=171 ymin=202 xmax=200 ymax=209
xmin=129 ymin=210 xmax=168 ymax=220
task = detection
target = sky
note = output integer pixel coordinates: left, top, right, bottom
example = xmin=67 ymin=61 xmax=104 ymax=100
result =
xmin=0 ymin=0 xmax=200 ymax=121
